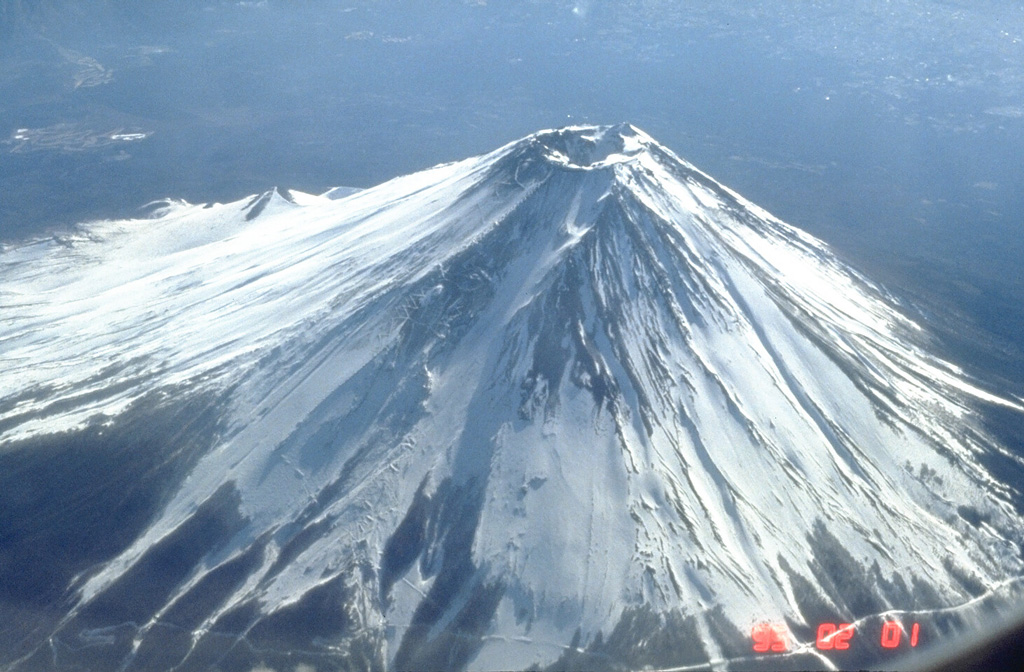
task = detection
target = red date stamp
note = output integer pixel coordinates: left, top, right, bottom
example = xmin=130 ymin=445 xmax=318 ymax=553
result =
xmin=751 ymin=620 xmax=920 ymax=653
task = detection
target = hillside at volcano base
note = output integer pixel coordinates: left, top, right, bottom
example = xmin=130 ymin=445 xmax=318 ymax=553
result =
xmin=2 ymin=124 xmax=1024 ymax=671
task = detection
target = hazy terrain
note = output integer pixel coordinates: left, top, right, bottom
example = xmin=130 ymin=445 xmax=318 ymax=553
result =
xmin=2 ymin=2 xmax=1022 ymax=396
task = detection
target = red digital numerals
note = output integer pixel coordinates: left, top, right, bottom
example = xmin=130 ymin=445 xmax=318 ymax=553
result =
xmin=751 ymin=622 xmax=789 ymax=652
xmin=880 ymin=621 xmax=921 ymax=649
xmin=816 ymin=622 xmax=854 ymax=650
xmin=752 ymin=621 xmax=920 ymax=654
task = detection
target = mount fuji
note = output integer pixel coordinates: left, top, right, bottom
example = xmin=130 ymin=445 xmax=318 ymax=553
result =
xmin=2 ymin=124 xmax=1024 ymax=671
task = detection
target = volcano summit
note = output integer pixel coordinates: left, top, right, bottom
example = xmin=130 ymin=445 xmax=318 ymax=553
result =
xmin=2 ymin=124 xmax=1024 ymax=671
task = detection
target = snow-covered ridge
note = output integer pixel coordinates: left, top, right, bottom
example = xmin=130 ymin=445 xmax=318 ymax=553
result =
xmin=2 ymin=124 xmax=1023 ymax=671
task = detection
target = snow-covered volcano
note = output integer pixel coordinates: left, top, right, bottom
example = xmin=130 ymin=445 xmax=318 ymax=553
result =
xmin=2 ymin=124 xmax=1024 ymax=671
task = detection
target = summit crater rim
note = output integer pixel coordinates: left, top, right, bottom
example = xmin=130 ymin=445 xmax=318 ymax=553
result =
xmin=527 ymin=122 xmax=655 ymax=170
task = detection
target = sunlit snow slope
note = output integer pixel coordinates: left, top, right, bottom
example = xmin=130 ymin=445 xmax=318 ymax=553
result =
xmin=2 ymin=124 xmax=1024 ymax=671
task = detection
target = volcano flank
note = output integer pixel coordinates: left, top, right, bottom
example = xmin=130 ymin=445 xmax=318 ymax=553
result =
xmin=2 ymin=124 xmax=1024 ymax=671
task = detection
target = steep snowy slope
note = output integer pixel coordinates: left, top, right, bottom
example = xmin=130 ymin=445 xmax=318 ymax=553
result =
xmin=2 ymin=124 xmax=1023 ymax=671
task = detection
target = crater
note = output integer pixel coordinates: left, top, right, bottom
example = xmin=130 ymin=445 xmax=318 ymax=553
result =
xmin=533 ymin=123 xmax=649 ymax=169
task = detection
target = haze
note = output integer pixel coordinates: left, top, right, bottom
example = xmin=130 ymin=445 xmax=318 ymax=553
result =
xmin=1 ymin=0 xmax=1022 ymax=416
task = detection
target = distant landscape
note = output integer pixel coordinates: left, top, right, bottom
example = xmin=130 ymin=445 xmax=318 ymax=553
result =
xmin=2 ymin=2 xmax=1021 ymax=400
